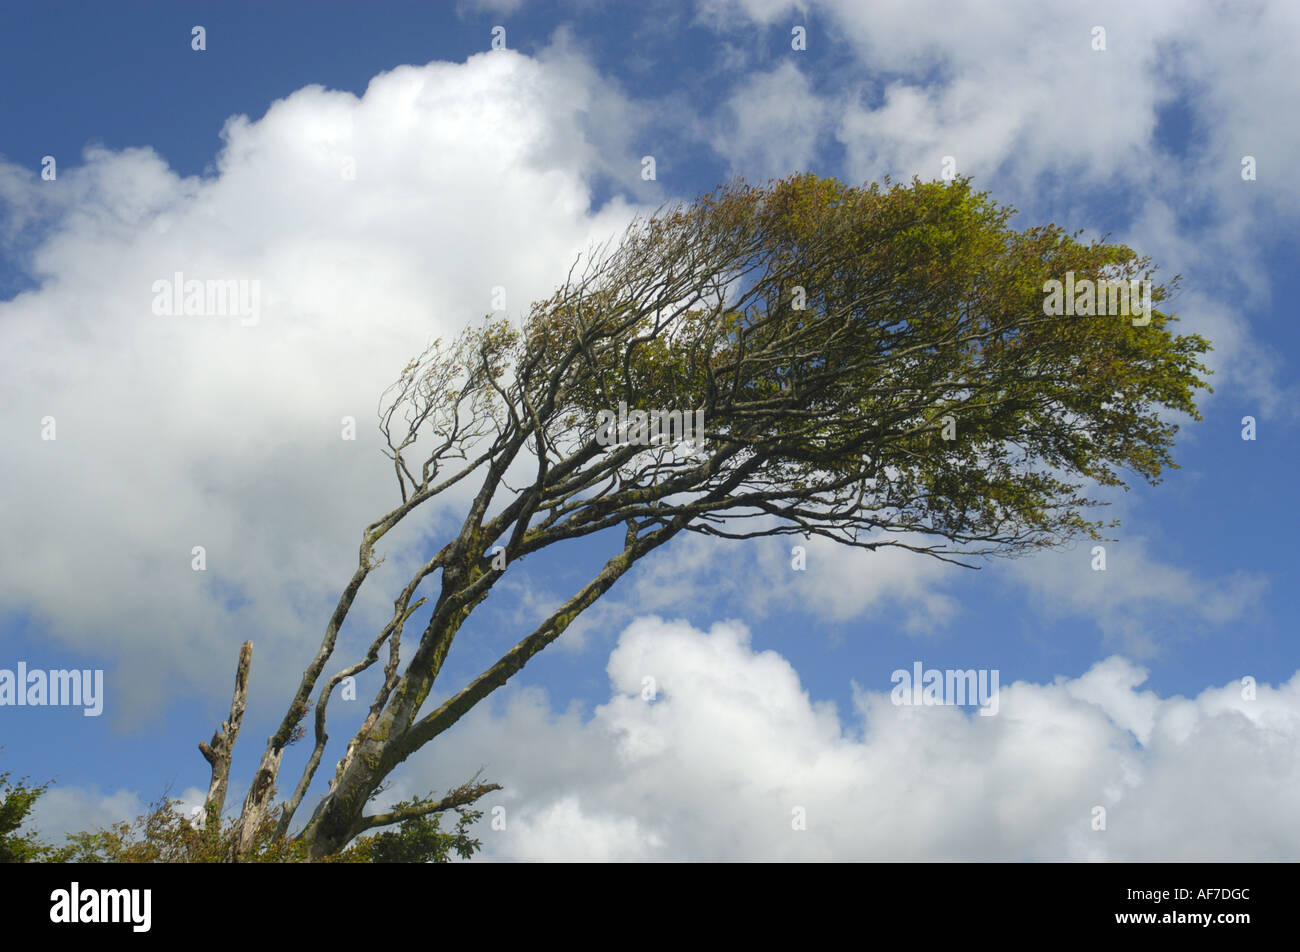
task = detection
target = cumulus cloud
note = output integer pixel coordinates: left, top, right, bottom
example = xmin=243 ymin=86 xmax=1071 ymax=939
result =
xmin=25 ymin=618 xmax=1296 ymax=860
xmin=0 ymin=48 xmax=650 ymax=721
xmin=389 ymin=615 xmax=1300 ymax=861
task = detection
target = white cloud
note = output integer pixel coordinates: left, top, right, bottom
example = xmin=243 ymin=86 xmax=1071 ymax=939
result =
xmin=712 ymin=61 xmax=831 ymax=177
xmin=29 ymin=618 xmax=1297 ymax=860
xmin=24 ymin=786 xmax=145 ymax=842
xmin=1000 ymin=537 xmax=1269 ymax=657
xmin=0 ymin=48 xmax=650 ymax=722
xmin=395 ymin=615 xmax=1300 ymax=860
xmin=488 ymin=796 xmax=666 ymax=861
xmin=24 ymin=783 xmax=208 ymax=844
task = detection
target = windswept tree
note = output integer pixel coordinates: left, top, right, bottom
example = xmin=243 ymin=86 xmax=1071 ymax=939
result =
xmin=198 ymin=173 xmax=1210 ymax=860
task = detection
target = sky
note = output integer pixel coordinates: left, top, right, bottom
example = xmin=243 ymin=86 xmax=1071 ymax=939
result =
xmin=1 ymin=0 xmax=1297 ymax=861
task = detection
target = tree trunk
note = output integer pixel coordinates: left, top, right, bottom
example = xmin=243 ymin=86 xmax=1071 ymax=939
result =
xmin=300 ymin=702 xmax=408 ymax=858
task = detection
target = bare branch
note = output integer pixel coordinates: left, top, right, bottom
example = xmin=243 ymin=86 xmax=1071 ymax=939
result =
xmin=198 ymin=640 xmax=252 ymax=822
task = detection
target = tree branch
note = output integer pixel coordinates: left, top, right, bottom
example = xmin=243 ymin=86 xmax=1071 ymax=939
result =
xmin=198 ymin=640 xmax=252 ymax=823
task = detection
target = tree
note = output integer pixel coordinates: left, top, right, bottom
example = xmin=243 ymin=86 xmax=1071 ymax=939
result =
xmin=193 ymin=172 xmax=1209 ymax=860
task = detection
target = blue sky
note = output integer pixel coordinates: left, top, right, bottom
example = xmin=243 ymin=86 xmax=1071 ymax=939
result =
xmin=2 ymin=0 xmax=1297 ymax=860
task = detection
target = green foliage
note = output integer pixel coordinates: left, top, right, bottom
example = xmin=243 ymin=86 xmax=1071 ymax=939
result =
xmin=341 ymin=798 xmax=485 ymax=863
xmin=528 ymin=172 xmax=1211 ymax=553
xmin=44 ymin=795 xmax=310 ymax=863
xmin=0 ymin=751 xmax=484 ymax=863
xmin=0 ymin=753 xmax=55 ymax=863
xmin=46 ymin=796 xmax=485 ymax=863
